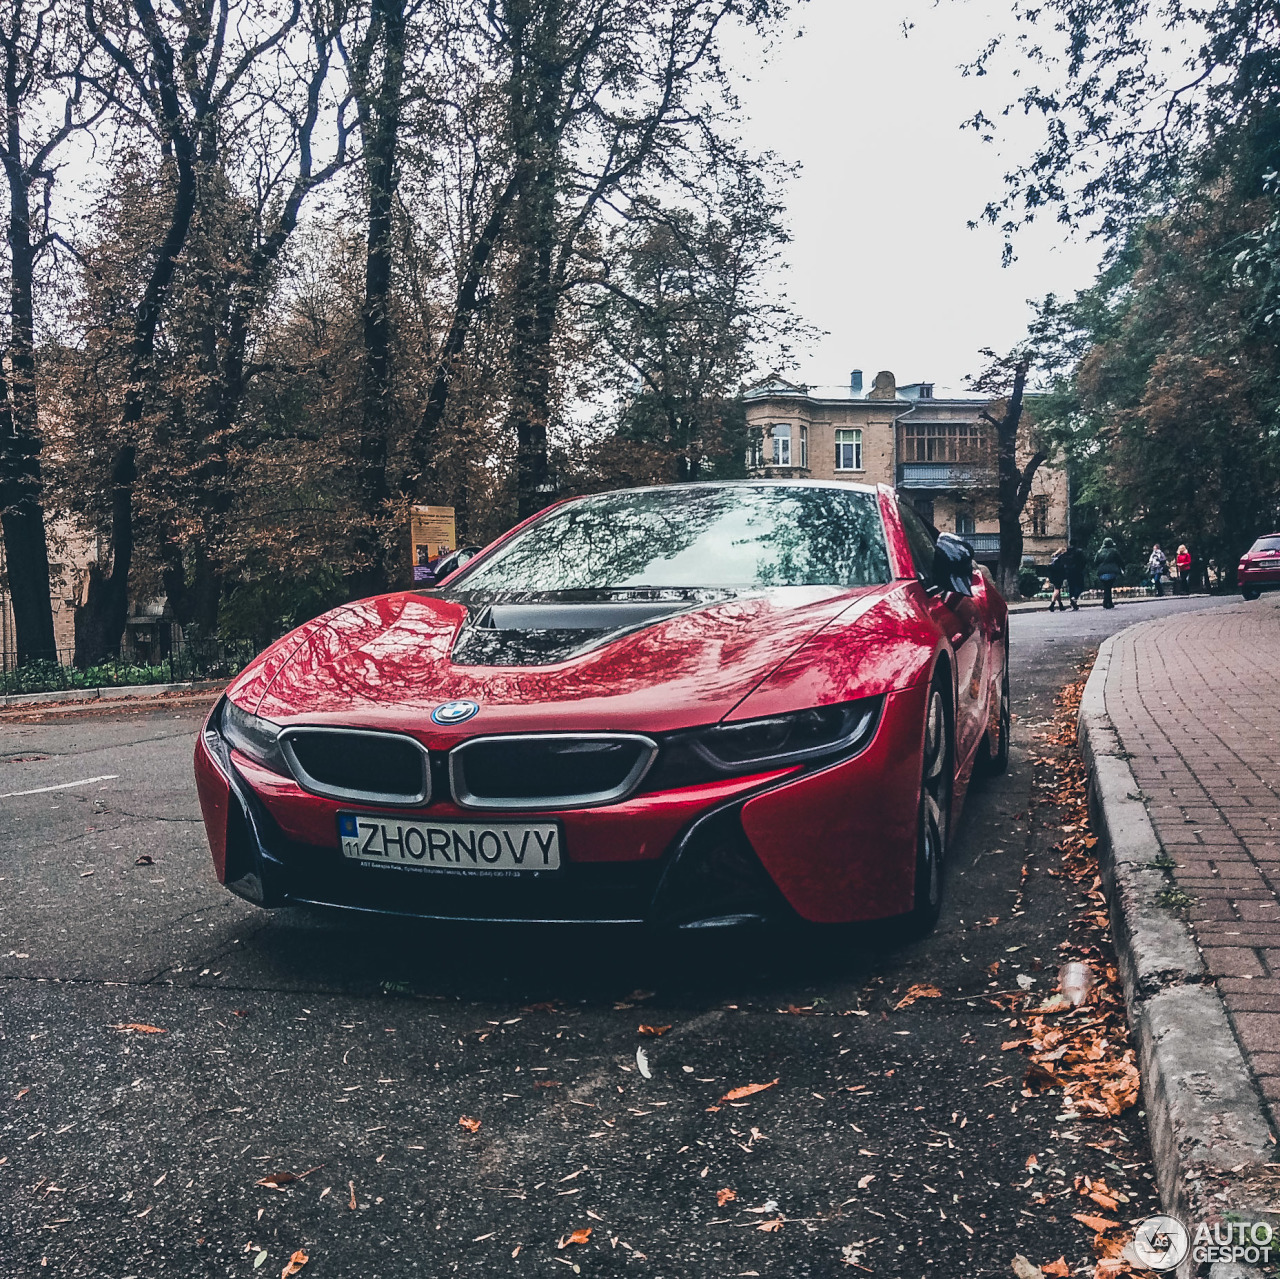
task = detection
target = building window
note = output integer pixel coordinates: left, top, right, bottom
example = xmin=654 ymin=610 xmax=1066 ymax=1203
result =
xmin=956 ymin=510 xmax=976 ymax=537
xmin=746 ymin=429 xmax=764 ymax=469
xmin=900 ymin=421 xmax=986 ymax=463
xmin=919 ymin=383 xmax=934 ymax=399
xmin=771 ymin=423 xmax=791 ymax=466
xmin=799 ymin=425 xmax=808 ymax=469
xmin=835 ymin=428 xmax=863 ymax=471
xmin=912 ymin=497 xmax=935 ymax=527
xmin=1030 ymin=493 xmax=1049 ymax=538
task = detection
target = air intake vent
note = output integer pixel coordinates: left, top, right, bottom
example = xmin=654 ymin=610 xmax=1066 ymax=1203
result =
xmin=280 ymin=728 xmax=430 ymax=806
xmin=450 ymin=734 xmax=657 ymax=811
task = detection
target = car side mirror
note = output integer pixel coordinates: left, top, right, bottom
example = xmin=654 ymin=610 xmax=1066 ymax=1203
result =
xmin=933 ymin=533 xmax=976 ymax=597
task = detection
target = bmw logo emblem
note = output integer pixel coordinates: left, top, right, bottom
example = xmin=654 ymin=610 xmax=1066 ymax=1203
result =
xmin=432 ymin=699 xmax=480 ymax=726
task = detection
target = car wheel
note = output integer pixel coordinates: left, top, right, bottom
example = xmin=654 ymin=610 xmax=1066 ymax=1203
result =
xmin=977 ymin=641 xmax=1011 ymax=777
xmin=899 ymin=678 xmax=952 ymax=939
xmin=1243 ymin=589 xmax=1261 ymax=601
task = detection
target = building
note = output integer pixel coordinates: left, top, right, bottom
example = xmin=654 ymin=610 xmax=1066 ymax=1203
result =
xmin=742 ymin=368 xmax=1069 ymax=566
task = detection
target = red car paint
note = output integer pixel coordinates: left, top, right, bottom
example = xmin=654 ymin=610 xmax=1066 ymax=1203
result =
xmin=193 ymin=482 xmax=1009 ymax=927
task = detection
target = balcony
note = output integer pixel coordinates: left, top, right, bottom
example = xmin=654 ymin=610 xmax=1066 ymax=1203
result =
xmin=897 ymin=461 xmax=995 ymax=489
xmin=962 ymin=533 xmax=1001 ymax=556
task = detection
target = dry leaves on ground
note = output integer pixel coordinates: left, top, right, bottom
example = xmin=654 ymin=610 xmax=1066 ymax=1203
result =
xmin=721 ymin=1078 xmax=779 ymax=1102
xmin=108 ymin=1023 xmax=167 ymax=1034
xmin=757 ymin=1218 xmax=784 ymax=1232
xmin=638 ymin=1024 xmax=671 ymax=1037
xmin=894 ymin=984 xmax=943 ymax=1010
xmin=458 ymin=1116 xmax=482 ymax=1133
xmin=281 ymin=1250 xmax=308 ymax=1278
xmin=256 ymin=1167 xmax=322 ymax=1191
xmin=558 ymin=1228 xmax=592 ymax=1248
xmin=717 ymin=1188 xmax=737 ymax=1206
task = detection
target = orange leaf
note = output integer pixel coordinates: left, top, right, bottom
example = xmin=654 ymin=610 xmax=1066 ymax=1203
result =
xmin=534 ymin=1081 xmax=562 ymax=1089
xmin=638 ymin=1025 xmax=671 ymax=1037
xmin=1023 ymin=1062 xmax=1060 ymax=1092
xmin=281 ymin=1249 xmax=309 ymax=1278
xmin=109 ymin=1023 xmax=166 ymax=1034
xmin=717 ymin=1188 xmax=737 ymax=1207
xmin=894 ymin=984 xmax=943 ymax=1010
xmin=757 ymin=1218 xmax=784 ymax=1232
xmin=458 ymin=1116 xmax=481 ymax=1133
xmin=721 ymin=1078 xmax=779 ymax=1102
xmin=1072 ymin=1213 xmax=1119 ymax=1232
xmin=1043 ymin=1259 xmax=1069 ymax=1277
xmin=558 ymin=1228 xmax=592 ymax=1248
xmin=1088 ymin=1189 xmax=1119 ymax=1212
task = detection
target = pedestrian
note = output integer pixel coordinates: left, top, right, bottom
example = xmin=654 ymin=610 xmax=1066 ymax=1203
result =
xmin=1046 ymin=548 xmax=1068 ymax=612
xmin=1175 ymin=543 xmax=1192 ymax=594
xmin=1095 ymin=537 xmax=1124 ymax=609
xmin=1146 ymin=543 xmax=1168 ymax=597
xmin=1062 ymin=540 xmax=1087 ymax=610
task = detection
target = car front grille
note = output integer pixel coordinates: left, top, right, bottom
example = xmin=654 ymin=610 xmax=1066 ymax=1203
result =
xmin=449 ymin=734 xmax=657 ymax=810
xmin=280 ymin=727 xmax=431 ymax=806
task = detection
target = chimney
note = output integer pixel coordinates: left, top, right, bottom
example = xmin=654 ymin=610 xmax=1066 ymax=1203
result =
xmin=850 ymin=369 xmax=863 ymax=394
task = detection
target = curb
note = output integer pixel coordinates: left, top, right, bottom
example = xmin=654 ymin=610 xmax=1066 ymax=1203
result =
xmin=0 ymin=679 xmax=225 ymax=708
xmin=1078 ymin=629 xmax=1278 ymax=1278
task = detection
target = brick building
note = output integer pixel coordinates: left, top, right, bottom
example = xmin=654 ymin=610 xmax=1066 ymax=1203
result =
xmin=742 ymin=368 xmax=1070 ymax=566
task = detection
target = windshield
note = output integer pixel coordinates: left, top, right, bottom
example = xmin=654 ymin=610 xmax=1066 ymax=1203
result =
xmin=451 ymin=485 xmax=891 ymax=595
xmin=1251 ymin=536 xmax=1280 ymax=553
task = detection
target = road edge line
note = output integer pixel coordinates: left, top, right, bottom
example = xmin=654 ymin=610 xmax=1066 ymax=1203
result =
xmin=1078 ymin=629 xmax=1278 ymax=1277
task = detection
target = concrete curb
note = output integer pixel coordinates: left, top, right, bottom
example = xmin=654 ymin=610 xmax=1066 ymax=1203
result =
xmin=0 ymin=679 xmax=225 ymax=708
xmin=1078 ymin=630 xmax=1278 ymax=1278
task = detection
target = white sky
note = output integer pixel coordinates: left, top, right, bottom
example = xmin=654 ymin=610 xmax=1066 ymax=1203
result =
xmin=727 ymin=0 xmax=1104 ymax=391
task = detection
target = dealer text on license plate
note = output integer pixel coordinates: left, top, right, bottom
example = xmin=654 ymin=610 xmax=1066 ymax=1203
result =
xmin=338 ymin=813 xmax=561 ymax=872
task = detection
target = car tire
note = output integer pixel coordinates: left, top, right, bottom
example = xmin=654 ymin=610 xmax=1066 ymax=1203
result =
xmin=1243 ymin=589 xmax=1261 ymax=601
xmin=898 ymin=676 xmax=953 ymax=940
xmin=976 ymin=641 xmax=1011 ymax=777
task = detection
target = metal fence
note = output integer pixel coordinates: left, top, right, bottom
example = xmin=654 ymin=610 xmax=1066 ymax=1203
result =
xmin=0 ymin=630 xmax=269 ymax=697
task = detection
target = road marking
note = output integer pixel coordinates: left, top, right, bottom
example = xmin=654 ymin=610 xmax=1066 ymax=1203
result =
xmin=0 ymin=774 xmax=119 ymax=799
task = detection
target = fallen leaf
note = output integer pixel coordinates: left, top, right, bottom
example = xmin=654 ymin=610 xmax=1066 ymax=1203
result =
xmin=721 ymin=1078 xmax=779 ymax=1102
xmin=638 ymin=1024 xmax=671 ymax=1037
xmin=558 ymin=1228 xmax=592 ymax=1248
xmin=108 ymin=1023 xmax=166 ymax=1034
xmin=1071 ymin=1213 xmax=1119 ymax=1233
xmin=134 ymin=855 xmax=154 ymax=866
xmin=1023 ymin=1062 xmax=1060 ymax=1093
xmin=256 ymin=1167 xmax=322 ymax=1191
xmin=717 ymin=1188 xmax=736 ymax=1207
xmin=1042 ymin=1259 xmax=1069 ymax=1277
xmin=1011 ymin=1257 xmax=1044 ymax=1279
xmin=459 ymin=1116 xmax=481 ymax=1133
xmin=534 ymin=1081 xmax=562 ymax=1089
xmin=894 ymin=984 xmax=943 ymax=1010
xmin=281 ymin=1250 xmax=308 ymax=1278
xmin=857 ymin=1175 xmax=874 ymax=1189
xmin=348 ymin=1181 xmax=356 ymax=1210
xmin=757 ymin=1218 xmax=784 ymax=1232
xmin=635 ymin=1047 xmax=651 ymax=1079
xmin=253 ymin=1250 xmax=268 ymax=1270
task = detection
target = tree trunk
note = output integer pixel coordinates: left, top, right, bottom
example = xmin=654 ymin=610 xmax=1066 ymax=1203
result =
xmin=0 ymin=62 xmax=55 ymax=665
xmin=985 ymin=360 xmax=1045 ymax=598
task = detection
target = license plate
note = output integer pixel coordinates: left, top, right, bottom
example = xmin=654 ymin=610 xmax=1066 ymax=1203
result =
xmin=337 ymin=813 xmax=561 ymax=873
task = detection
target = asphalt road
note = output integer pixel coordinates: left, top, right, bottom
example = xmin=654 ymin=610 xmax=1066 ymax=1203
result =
xmin=0 ymin=594 xmax=1238 ymax=1278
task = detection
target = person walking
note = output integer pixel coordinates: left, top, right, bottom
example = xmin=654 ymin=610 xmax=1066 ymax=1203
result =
xmin=1046 ymin=548 xmax=1068 ymax=612
xmin=1176 ymin=543 xmax=1192 ymax=594
xmin=1062 ymin=540 xmax=1087 ymax=610
xmin=1147 ymin=543 xmax=1168 ymax=597
xmin=1095 ymin=537 xmax=1124 ymax=609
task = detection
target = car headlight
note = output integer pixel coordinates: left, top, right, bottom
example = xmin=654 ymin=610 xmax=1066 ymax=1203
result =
xmin=649 ymin=696 xmax=883 ymax=789
xmin=220 ymin=698 xmax=286 ymax=773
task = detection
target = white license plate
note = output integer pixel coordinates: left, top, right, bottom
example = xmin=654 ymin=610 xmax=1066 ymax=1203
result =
xmin=338 ymin=813 xmax=561 ymax=872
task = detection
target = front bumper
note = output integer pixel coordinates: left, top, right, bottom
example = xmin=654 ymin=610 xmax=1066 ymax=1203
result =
xmin=1240 ymin=566 xmax=1280 ymax=593
xmin=192 ymin=683 xmax=925 ymax=928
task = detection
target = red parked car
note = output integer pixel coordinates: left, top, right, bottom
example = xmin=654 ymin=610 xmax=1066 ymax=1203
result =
xmin=1239 ymin=534 xmax=1280 ymax=600
xmin=193 ymin=482 xmax=1009 ymax=938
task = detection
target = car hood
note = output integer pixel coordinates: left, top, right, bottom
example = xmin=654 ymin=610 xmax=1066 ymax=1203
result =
xmin=231 ymin=585 xmax=894 ymax=738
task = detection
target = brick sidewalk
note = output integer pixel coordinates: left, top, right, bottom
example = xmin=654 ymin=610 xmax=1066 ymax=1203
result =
xmin=1100 ymin=597 xmax=1280 ymax=1125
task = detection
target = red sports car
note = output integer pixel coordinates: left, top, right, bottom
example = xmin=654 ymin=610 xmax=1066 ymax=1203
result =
xmin=194 ymin=482 xmax=1009 ymax=937
xmin=1239 ymin=534 xmax=1280 ymax=599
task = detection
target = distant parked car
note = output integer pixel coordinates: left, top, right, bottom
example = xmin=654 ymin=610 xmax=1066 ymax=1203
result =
xmin=1238 ymin=534 xmax=1280 ymax=600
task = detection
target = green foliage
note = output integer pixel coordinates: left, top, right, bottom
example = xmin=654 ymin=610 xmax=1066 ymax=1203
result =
xmin=1018 ymin=570 xmax=1043 ymax=599
xmin=218 ymin=561 xmax=347 ymax=641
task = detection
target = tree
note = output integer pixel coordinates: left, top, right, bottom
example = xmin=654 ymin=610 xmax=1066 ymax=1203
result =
xmin=971 ymin=352 xmax=1043 ymax=597
xmin=0 ymin=1 xmax=108 ymax=664
xmin=73 ymin=0 xmax=306 ymax=664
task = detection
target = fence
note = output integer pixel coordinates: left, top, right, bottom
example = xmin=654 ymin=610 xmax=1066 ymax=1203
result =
xmin=0 ymin=630 xmax=269 ymax=697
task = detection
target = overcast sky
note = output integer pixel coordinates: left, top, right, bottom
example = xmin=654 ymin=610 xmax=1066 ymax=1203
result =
xmin=726 ymin=0 xmax=1103 ymax=392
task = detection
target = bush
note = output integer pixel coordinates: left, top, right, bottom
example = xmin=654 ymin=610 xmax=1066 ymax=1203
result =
xmin=1018 ymin=570 xmax=1043 ymax=598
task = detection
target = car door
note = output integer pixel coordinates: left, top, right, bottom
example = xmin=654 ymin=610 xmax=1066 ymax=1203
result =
xmin=896 ymin=502 xmax=985 ymax=767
